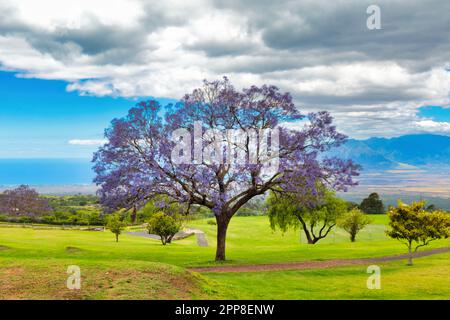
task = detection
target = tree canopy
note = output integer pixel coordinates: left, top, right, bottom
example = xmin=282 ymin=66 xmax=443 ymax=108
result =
xmin=337 ymin=208 xmax=371 ymax=242
xmin=106 ymin=214 xmax=127 ymax=242
xmin=0 ymin=185 xmax=52 ymax=218
xmin=147 ymin=212 xmax=181 ymax=245
xmin=267 ymin=188 xmax=348 ymax=244
xmin=93 ymin=78 xmax=359 ymax=260
xmin=386 ymin=201 xmax=450 ymax=265
xmin=360 ymin=192 xmax=384 ymax=214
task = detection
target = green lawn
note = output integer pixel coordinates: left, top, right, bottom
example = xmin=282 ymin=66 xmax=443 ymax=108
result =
xmin=206 ymin=252 xmax=450 ymax=299
xmin=0 ymin=215 xmax=449 ymax=299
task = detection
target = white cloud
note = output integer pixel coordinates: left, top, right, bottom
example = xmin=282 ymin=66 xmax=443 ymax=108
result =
xmin=68 ymin=139 xmax=107 ymax=146
xmin=415 ymin=120 xmax=450 ymax=134
xmin=0 ymin=0 xmax=449 ymax=138
xmin=10 ymin=0 xmax=144 ymax=29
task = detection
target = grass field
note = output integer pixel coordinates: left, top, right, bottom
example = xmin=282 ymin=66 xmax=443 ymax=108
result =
xmin=0 ymin=215 xmax=449 ymax=299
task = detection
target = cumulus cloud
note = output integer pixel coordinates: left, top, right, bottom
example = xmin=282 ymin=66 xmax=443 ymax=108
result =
xmin=0 ymin=0 xmax=449 ymax=137
xmin=415 ymin=120 xmax=450 ymax=134
xmin=68 ymin=139 xmax=107 ymax=146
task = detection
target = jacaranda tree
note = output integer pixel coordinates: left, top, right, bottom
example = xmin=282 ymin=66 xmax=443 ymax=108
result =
xmin=0 ymin=185 xmax=52 ymax=218
xmin=93 ymin=78 xmax=359 ymax=261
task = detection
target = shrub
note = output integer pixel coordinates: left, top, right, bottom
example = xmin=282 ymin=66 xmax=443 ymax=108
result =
xmin=337 ymin=209 xmax=371 ymax=242
xmin=18 ymin=216 xmax=33 ymax=223
xmin=41 ymin=215 xmax=56 ymax=224
xmin=106 ymin=214 xmax=127 ymax=242
xmin=147 ymin=212 xmax=181 ymax=245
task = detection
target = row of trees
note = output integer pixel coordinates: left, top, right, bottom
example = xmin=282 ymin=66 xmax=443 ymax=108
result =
xmin=107 ymin=211 xmax=182 ymax=245
xmin=107 ymin=187 xmax=449 ymax=267
xmin=0 ymin=185 xmax=52 ymax=218
xmin=0 ymin=185 xmax=184 ymax=245
xmin=1 ymin=183 xmax=448 ymax=266
xmin=0 ymin=185 xmax=104 ymax=225
xmin=106 ymin=195 xmax=184 ymax=244
xmin=266 ymin=185 xmax=449 ymax=265
xmin=355 ymin=192 xmax=439 ymax=215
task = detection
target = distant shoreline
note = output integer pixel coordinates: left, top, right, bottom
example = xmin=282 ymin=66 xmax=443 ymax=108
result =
xmin=0 ymin=184 xmax=98 ymax=195
xmin=0 ymin=158 xmax=449 ymax=209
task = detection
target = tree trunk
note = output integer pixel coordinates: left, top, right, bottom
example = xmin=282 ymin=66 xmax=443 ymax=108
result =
xmin=131 ymin=207 xmax=137 ymax=224
xmin=350 ymin=233 xmax=356 ymax=242
xmin=115 ymin=234 xmax=119 ymax=242
xmin=215 ymin=215 xmax=230 ymax=261
xmin=298 ymin=218 xmax=314 ymax=244
xmin=407 ymin=243 xmax=413 ymax=266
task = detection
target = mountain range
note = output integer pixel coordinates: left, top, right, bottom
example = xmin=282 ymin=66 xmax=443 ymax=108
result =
xmin=336 ymin=134 xmax=450 ymax=171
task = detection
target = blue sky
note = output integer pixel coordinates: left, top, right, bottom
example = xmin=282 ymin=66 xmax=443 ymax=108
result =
xmin=418 ymin=106 xmax=450 ymax=123
xmin=0 ymin=71 xmax=174 ymax=158
xmin=1 ymin=70 xmax=449 ymax=159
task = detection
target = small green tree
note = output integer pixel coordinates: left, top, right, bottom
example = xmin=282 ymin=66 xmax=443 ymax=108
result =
xmin=337 ymin=208 xmax=371 ymax=242
xmin=267 ymin=189 xmax=347 ymax=244
xmin=360 ymin=192 xmax=385 ymax=214
xmin=106 ymin=214 xmax=127 ymax=242
xmin=386 ymin=201 xmax=450 ymax=265
xmin=147 ymin=212 xmax=181 ymax=245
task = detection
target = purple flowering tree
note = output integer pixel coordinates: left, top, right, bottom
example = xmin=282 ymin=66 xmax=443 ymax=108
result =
xmin=0 ymin=185 xmax=52 ymax=217
xmin=93 ymin=78 xmax=359 ymax=261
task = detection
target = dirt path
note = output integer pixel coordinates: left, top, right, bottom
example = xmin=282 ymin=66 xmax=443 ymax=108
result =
xmin=127 ymin=228 xmax=208 ymax=247
xmin=189 ymin=247 xmax=450 ymax=273
xmin=195 ymin=232 xmax=208 ymax=247
xmin=127 ymin=230 xmax=194 ymax=240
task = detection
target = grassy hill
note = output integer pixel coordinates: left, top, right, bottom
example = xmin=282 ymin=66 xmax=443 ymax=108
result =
xmin=0 ymin=216 xmax=449 ymax=299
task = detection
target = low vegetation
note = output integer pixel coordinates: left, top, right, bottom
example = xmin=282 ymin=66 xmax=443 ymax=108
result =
xmin=0 ymin=260 xmax=219 ymax=300
xmin=147 ymin=212 xmax=181 ymax=245
xmin=0 ymin=186 xmax=102 ymax=225
xmin=106 ymin=214 xmax=127 ymax=242
xmin=337 ymin=209 xmax=372 ymax=242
